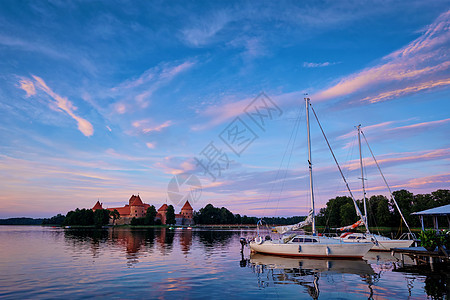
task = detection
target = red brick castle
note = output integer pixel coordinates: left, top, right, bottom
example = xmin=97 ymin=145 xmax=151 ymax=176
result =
xmin=92 ymin=195 xmax=193 ymax=225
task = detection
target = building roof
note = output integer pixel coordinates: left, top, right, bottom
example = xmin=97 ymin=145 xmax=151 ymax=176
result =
xmin=181 ymin=200 xmax=193 ymax=210
xmin=158 ymin=204 xmax=168 ymax=211
xmin=412 ymin=204 xmax=450 ymax=216
xmin=107 ymin=206 xmax=131 ymax=216
xmin=129 ymin=195 xmax=144 ymax=206
xmin=92 ymin=201 xmax=103 ymax=210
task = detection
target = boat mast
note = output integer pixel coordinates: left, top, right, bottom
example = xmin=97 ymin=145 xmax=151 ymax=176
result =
xmin=360 ymin=130 xmax=413 ymax=235
xmin=357 ymin=125 xmax=369 ymax=233
xmin=305 ymin=97 xmax=316 ymax=235
xmin=309 ymin=104 xmax=369 ymax=233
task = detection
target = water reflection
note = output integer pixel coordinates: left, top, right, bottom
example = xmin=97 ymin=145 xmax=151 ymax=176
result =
xmin=395 ymin=263 xmax=450 ymax=299
xmin=1 ymin=227 xmax=447 ymax=299
xmin=63 ymin=228 xmax=196 ymax=264
xmin=196 ymin=230 xmax=234 ymax=250
xmin=248 ymin=254 xmax=377 ymax=299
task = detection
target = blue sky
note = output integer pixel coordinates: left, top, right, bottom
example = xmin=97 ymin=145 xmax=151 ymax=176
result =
xmin=0 ymin=1 xmax=449 ymax=218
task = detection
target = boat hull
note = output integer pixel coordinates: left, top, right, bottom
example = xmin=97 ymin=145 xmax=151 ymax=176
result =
xmin=249 ymin=240 xmax=372 ymax=258
xmin=370 ymin=240 xmax=414 ymax=251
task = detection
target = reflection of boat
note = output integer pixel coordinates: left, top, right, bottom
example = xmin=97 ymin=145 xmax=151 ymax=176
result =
xmin=250 ymin=253 xmax=375 ymax=276
xmin=249 ymin=98 xmax=373 ymax=258
xmin=249 ymin=253 xmax=376 ymax=299
xmin=338 ymin=125 xmax=414 ymax=251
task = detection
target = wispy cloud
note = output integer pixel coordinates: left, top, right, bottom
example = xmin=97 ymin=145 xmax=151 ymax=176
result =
xmin=182 ymin=10 xmax=231 ymax=47
xmin=112 ymin=60 xmax=196 ymax=111
xmin=314 ymin=10 xmax=450 ymax=103
xmin=344 ymin=148 xmax=450 ymax=171
xmin=18 ymin=78 xmax=36 ymax=97
xmin=18 ymin=75 xmax=94 ymax=137
xmin=146 ymin=142 xmax=156 ymax=149
xmin=153 ymin=156 xmax=196 ymax=175
xmin=406 ymin=173 xmax=450 ymax=188
xmin=388 ymin=118 xmax=450 ymax=131
xmin=191 ymin=95 xmax=253 ymax=130
xmin=132 ymin=119 xmax=173 ymax=134
xmin=303 ymin=62 xmax=338 ymax=68
xmin=338 ymin=121 xmax=395 ymax=140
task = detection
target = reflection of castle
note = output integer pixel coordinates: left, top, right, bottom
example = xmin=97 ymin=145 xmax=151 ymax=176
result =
xmin=92 ymin=195 xmax=193 ymax=225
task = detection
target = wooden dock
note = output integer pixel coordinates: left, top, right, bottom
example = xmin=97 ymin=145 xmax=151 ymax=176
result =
xmin=392 ymin=246 xmax=449 ymax=269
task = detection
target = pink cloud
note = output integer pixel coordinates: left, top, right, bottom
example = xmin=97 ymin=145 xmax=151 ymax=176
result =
xmin=153 ymin=156 xmax=196 ymax=175
xmin=388 ymin=118 xmax=450 ymax=131
xmin=338 ymin=121 xmax=395 ymax=140
xmin=313 ymin=10 xmax=450 ymax=103
xmin=132 ymin=119 xmax=173 ymax=133
xmin=146 ymin=142 xmax=156 ymax=149
xmin=18 ymin=75 xmax=94 ymax=137
xmin=360 ymin=78 xmax=450 ymax=103
xmin=406 ymin=173 xmax=450 ymax=188
xmin=344 ymin=148 xmax=450 ymax=171
xmin=18 ymin=78 xmax=36 ymax=97
xmin=112 ymin=60 xmax=196 ymax=113
xmin=191 ymin=95 xmax=252 ymax=130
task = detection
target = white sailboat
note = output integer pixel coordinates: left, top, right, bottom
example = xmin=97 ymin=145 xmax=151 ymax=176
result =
xmin=249 ymin=98 xmax=373 ymax=258
xmin=338 ymin=125 xmax=415 ymax=251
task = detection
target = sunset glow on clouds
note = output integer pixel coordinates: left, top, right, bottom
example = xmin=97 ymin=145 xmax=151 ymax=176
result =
xmin=0 ymin=1 xmax=449 ymax=218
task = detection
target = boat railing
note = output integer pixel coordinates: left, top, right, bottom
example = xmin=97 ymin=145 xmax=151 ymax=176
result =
xmin=399 ymin=232 xmax=417 ymax=240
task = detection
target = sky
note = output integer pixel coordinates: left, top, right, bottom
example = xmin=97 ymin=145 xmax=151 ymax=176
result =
xmin=0 ymin=0 xmax=449 ymax=218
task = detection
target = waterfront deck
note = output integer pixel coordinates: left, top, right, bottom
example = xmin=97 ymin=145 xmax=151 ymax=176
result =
xmin=392 ymin=246 xmax=449 ymax=268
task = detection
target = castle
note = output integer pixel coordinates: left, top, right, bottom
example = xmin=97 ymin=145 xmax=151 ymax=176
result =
xmin=92 ymin=195 xmax=193 ymax=225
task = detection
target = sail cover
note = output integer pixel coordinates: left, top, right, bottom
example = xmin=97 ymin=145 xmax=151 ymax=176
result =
xmin=274 ymin=210 xmax=313 ymax=234
xmin=338 ymin=219 xmax=364 ymax=231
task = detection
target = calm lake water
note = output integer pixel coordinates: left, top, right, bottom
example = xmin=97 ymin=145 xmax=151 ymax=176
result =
xmin=0 ymin=226 xmax=448 ymax=299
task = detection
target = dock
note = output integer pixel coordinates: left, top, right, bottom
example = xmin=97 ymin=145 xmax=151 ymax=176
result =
xmin=392 ymin=246 xmax=449 ymax=269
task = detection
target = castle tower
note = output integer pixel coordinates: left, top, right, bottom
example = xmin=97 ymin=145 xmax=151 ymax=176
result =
xmin=157 ymin=204 xmax=168 ymax=224
xmin=180 ymin=201 xmax=193 ymax=219
xmin=92 ymin=201 xmax=103 ymax=211
xmin=129 ymin=195 xmax=145 ymax=218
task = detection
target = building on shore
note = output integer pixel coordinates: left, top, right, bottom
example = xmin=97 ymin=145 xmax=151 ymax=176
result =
xmin=92 ymin=195 xmax=193 ymax=225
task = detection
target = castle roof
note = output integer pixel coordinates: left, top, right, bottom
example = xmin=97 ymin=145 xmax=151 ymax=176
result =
xmin=107 ymin=206 xmax=130 ymax=216
xmin=129 ymin=195 xmax=144 ymax=206
xmin=181 ymin=200 xmax=193 ymax=210
xmin=92 ymin=201 xmax=103 ymax=210
xmin=158 ymin=204 xmax=168 ymax=211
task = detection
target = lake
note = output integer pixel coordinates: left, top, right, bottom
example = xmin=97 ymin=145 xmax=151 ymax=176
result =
xmin=0 ymin=226 xmax=448 ymax=299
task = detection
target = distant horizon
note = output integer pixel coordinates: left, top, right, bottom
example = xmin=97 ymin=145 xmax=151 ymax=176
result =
xmin=2 ymin=187 xmax=447 ymax=219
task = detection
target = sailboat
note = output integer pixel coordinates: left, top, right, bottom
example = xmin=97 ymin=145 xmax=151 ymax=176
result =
xmin=249 ymin=98 xmax=373 ymax=258
xmin=338 ymin=125 xmax=415 ymax=251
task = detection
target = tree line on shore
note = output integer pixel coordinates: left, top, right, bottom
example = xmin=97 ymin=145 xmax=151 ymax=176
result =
xmin=10 ymin=188 xmax=448 ymax=228
xmin=316 ymin=189 xmax=449 ymax=229
xmin=193 ymin=189 xmax=448 ymax=227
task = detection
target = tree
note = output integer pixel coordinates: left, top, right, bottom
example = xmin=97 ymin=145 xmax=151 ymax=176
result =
xmin=94 ymin=209 xmax=110 ymax=228
xmin=63 ymin=208 xmax=94 ymax=226
xmin=340 ymin=203 xmax=356 ymax=225
xmin=391 ymin=190 xmax=414 ymax=227
xmin=110 ymin=209 xmax=120 ymax=225
xmin=366 ymin=195 xmax=391 ymax=227
xmin=145 ymin=205 xmax=157 ymax=225
xmin=318 ymin=196 xmax=355 ymax=227
xmin=431 ymin=189 xmax=450 ymax=207
xmin=166 ymin=205 xmax=176 ymax=225
xmin=42 ymin=214 xmax=66 ymax=225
